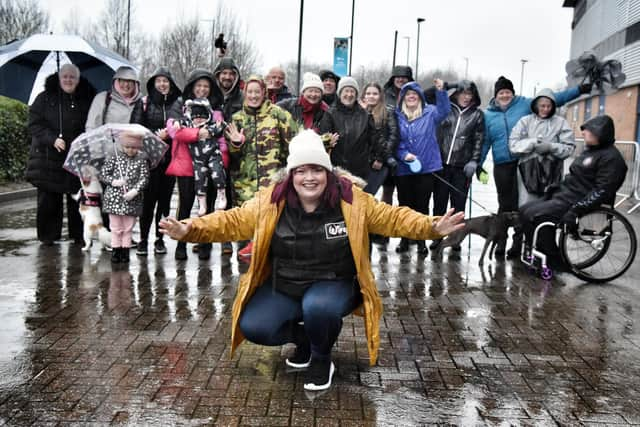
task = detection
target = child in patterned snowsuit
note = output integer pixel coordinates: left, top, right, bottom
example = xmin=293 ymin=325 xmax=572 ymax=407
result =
xmin=100 ymin=131 xmax=149 ymax=264
xmin=168 ymin=98 xmax=228 ymax=216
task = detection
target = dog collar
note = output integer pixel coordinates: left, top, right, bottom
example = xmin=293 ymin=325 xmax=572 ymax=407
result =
xmin=82 ymin=192 xmax=102 ymax=207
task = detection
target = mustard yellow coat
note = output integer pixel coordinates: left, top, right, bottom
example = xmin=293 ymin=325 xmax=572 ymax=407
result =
xmin=182 ymin=175 xmax=443 ymax=366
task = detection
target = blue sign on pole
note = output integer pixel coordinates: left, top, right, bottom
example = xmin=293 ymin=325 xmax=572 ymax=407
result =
xmin=333 ymin=37 xmax=349 ymax=77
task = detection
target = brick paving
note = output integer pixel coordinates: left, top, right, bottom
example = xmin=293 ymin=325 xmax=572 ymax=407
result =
xmin=1 ymin=184 xmax=640 ymax=425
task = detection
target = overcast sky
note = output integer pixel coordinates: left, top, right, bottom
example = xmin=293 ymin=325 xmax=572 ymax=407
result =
xmin=41 ymin=0 xmax=575 ymax=97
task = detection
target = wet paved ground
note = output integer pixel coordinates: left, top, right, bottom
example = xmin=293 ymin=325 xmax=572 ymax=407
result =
xmin=1 ymin=181 xmax=640 ymax=426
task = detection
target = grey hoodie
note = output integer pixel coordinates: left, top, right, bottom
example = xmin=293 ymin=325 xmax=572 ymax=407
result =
xmin=85 ymin=66 xmax=142 ymax=130
xmin=508 ymin=88 xmax=576 ymax=205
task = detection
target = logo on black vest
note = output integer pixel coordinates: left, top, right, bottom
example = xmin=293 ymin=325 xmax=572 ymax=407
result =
xmin=325 ymin=221 xmax=348 ymax=239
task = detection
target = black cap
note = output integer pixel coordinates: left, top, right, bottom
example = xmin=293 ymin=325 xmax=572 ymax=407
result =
xmin=319 ymin=70 xmax=340 ymax=84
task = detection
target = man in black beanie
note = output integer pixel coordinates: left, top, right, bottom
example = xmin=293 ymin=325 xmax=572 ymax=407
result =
xmin=319 ymin=70 xmax=340 ymax=106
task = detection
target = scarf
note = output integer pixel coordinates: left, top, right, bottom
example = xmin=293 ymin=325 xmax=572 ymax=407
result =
xmin=299 ymin=96 xmax=322 ymax=130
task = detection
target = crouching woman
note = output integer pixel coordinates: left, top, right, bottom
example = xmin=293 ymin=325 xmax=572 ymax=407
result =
xmin=159 ymin=130 xmax=463 ymax=391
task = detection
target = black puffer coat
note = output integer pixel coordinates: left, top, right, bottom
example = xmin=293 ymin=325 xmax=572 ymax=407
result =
xmin=553 ymin=115 xmax=627 ymax=214
xmin=130 ymin=68 xmax=182 ymax=165
xmin=131 ymin=67 xmax=182 ymax=131
xmin=319 ymin=101 xmax=384 ymax=180
xmin=26 ymin=73 xmax=95 ymax=193
xmin=436 ymin=81 xmax=484 ymax=167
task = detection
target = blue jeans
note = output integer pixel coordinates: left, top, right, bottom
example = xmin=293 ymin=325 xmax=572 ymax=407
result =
xmin=239 ymin=279 xmax=362 ymax=358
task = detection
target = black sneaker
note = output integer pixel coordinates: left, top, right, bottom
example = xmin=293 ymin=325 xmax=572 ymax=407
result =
xmin=429 ymin=239 xmax=442 ymax=250
xmin=136 ymin=240 xmax=148 ymax=256
xmin=221 ymin=242 xmax=233 ymax=254
xmin=417 ymin=241 xmax=428 ymax=255
xmin=198 ymin=244 xmax=211 ymax=260
xmin=111 ymin=247 xmax=121 ymax=264
xmin=175 ymin=243 xmax=187 ymax=260
xmin=303 ymin=359 xmax=335 ymax=391
xmin=285 ymin=344 xmax=311 ymax=369
xmin=395 ymin=239 xmax=410 ymax=253
xmin=154 ymin=239 xmax=167 ymax=254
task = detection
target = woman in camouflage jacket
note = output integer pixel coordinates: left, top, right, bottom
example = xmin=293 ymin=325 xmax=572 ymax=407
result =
xmin=225 ymin=75 xmax=295 ymax=206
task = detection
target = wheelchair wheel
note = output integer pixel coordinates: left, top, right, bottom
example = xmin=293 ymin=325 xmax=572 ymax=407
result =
xmin=560 ymin=207 xmax=637 ymax=283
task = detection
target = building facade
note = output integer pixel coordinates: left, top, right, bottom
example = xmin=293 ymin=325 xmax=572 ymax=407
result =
xmin=563 ymin=0 xmax=640 ymax=141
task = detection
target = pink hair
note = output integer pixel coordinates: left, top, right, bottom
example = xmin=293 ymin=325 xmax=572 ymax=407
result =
xmin=271 ymin=170 xmax=353 ymax=208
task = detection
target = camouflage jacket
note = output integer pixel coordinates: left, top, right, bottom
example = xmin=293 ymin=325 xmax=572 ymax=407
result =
xmin=229 ymin=101 xmax=294 ymax=205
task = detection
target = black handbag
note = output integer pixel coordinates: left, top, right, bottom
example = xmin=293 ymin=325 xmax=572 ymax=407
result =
xmin=518 ymin=156 xmax=561 ymax=195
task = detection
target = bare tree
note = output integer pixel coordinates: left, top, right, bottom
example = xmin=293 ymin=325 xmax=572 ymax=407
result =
xmin=61 ymin=9 xmax=93 ymax=40
xmin=213 ymin=1 xmax=260 ymax=77
xmin=96 ymin=0 xmax=132 ymax=58
xmin=158 ymin=18 xmax=211 ymax=88
xmin=0 ymin=0 xmax=49 ymax=45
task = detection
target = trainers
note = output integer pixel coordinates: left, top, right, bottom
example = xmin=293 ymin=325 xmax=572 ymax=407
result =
xmin=395 ymin=239 xmax=410 ymax=253
xmin=198 ymin=244 xmax=211 ymax=260
xmin=285 ymin=344 xmax=312 ymax=369
xmin=136 ymin=240 xmax=148 ymax=256
xmin=154 ymin=239 xmax=167 ymax=254
xmin=238 ymin=241 xmax=253 ymax=261
xmin=175 ymin=243 xmax=187 ymax=260
xmin=303 ymin=359 xmax=335 ymax=391
xmin=429 ymin=239 xmax=442 ymax=250
xmin=221 ymin=242 xmax=233 ymax=254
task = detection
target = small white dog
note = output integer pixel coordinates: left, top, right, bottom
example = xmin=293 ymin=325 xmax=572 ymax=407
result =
xmin=72 ymin=165 xmax=111 ymax=251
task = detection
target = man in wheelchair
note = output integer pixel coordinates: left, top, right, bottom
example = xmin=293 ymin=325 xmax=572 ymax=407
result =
xmin=519 ymin=115 xmax=627 ymax=271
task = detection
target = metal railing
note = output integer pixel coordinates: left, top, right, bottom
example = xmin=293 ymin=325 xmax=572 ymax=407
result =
xmin=569 ymin=139 xmax=640 ymax=214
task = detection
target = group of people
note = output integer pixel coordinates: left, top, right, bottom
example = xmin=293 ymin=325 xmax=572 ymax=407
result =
xmin=27 ymin=57 xmax=627 ymax=391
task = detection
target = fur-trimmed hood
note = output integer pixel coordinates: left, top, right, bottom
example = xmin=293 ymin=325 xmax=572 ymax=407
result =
xmin=43 ymin=72 xmax=96 ymax=100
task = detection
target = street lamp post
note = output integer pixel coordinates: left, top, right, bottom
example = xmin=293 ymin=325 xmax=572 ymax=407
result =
xmin=392 ymin=30 xmax=398 ymax=68
xmin=126 ymin=0 xmax=131 ymax=59
xmin=520 ymin=59 xmax=529 ymax=95
xmin=403 ymin=36 xmax=410 ymax=66
xmin=296 ymin=0 xmax=304 ymax=95
xmin=348 ymin=0 xmax=355 ymax=75
xmin=415 ymin=17 xmax=425 ymax=78
xmin=463 ymin=57 xmax=469 ymax=79
xmin=201 ymin=19 xmax=215 ymax=69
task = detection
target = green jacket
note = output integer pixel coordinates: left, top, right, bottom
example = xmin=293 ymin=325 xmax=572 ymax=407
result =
xmin=229 ymin=101 xmax=294 ymax=205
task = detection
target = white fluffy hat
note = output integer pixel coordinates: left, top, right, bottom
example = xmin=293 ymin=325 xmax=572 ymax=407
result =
xmin=300 ymin=72 xmax=324 ymax=94
xmin=286 ymin=130 xmax=333 ymax=172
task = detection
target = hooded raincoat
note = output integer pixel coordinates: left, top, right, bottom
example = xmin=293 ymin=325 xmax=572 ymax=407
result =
xmin=85 ymin=66 xmax=142 ymax=130
xmin=509 ymin=88 xmax=575 ymax=206
xmin=179 ymin=169 xmax=445 ymax=365
xmin=394 ymin=82 xmax=450 ymax=176
xmin=212 ymin=58 xmax=244 ymax=120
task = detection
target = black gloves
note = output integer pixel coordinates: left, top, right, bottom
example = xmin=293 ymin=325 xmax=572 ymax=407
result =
xmin=386 ymin=157 xmax=398 ymax=170
xmin=561 ymin=210 xmax=579 ymax=234
xmin=579 ymin=82 xmax=593 ymax=94
xmin=443 ymin=81 xmax=458 ymax=91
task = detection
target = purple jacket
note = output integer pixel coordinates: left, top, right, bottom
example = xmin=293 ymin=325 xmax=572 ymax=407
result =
xmin=394 ymin=82 xmax=450 ymax=176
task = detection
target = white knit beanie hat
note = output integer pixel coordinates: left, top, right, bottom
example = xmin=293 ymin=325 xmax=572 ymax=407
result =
xmin=337 ymin=76 xmax=359 ymax=96
xmin=286 ymin=130 xmax=333 ymax=172
xmin=300 ymin=72 xmax=324 ymax=94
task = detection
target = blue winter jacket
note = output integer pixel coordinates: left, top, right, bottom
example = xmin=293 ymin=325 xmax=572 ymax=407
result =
xmin=480 ymin=86 xmax=580 ymax=166
xmin=394 ymin=82 xmax=450 ymax=176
